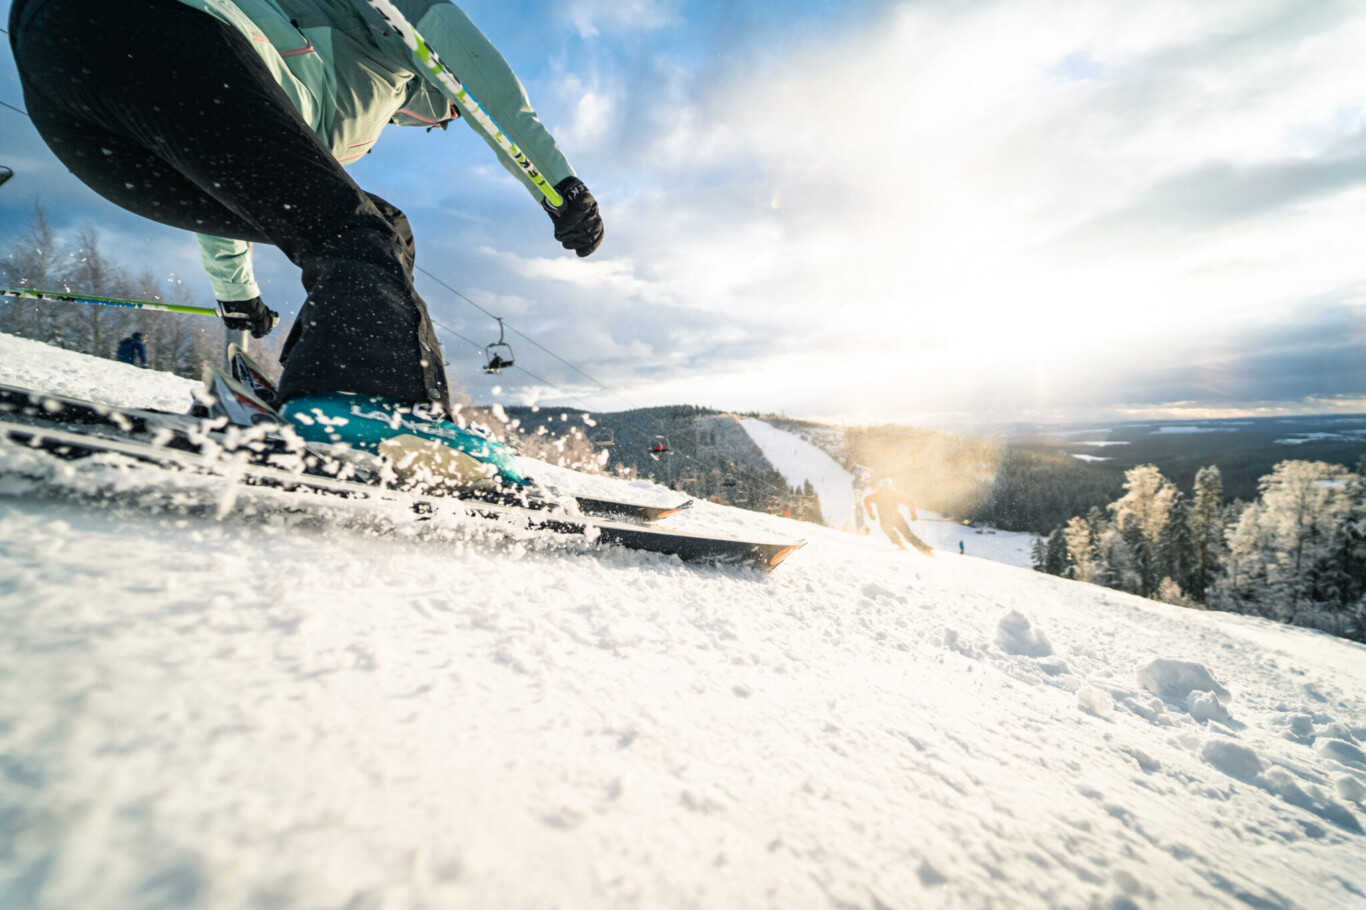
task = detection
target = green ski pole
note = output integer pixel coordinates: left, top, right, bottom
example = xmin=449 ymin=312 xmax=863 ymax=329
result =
xmin=360 ymin=0 xmax=565 ymax=212
xmin=1 ymin=286 xmax=219 ymax=317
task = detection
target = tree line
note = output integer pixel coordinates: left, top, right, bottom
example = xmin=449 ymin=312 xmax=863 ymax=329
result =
xmin=1 ymin=204 xmax=257 ymax=379
xmin=1033 ymin=460 xmax=1366 ymax=642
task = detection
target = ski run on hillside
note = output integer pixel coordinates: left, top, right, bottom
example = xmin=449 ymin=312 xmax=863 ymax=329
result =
xmin=1 ymin=332 xmax=1364 ymax=910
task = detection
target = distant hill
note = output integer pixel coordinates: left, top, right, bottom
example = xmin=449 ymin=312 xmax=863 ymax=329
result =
xmin=501 ymin=407 xmax=1366 ymax=535
xmin=504 ymin=405 xmax=822 ymax=521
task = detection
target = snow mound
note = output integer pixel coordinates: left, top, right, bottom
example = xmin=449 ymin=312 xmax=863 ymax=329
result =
xmin=1318 ymin=738 xmax=1366 ymax=769
xmin=1137 ymin=658 xmax=1231 ymax=704
xmin=1201 ymin=738 xmax=1263 ymax=780
xmin=995 ymin=609 xmax=1053 ymax=657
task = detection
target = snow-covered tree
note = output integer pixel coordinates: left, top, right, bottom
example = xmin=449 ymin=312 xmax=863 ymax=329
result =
xmin=1213 ymin=462 xmax=1355 ymax=621
xmin=1304 ymin=470 xmax=1366 ymax=641
xmin=1095 ymin=525 xmax=1139 ymax=594
xmin=1259 ymin=461 xmax=1354 ymax=619
xmin=1064 ymin=515 xmax=1099 ymax=583
xmin=1109 ymin=465 xmax=1176 ymax=597
xmin=1155 ymin=576 xmax=1192 ymax=607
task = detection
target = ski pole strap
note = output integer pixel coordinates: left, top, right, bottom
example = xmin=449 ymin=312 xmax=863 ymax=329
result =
xmin=0 ymin=286 xmax=218 ymax=317
xmin=360 ymin=0 xmax=565 ymax=212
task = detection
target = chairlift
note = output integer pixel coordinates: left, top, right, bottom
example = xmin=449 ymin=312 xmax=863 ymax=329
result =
xmin=483 ymin=317 xmax=515 ymax=374
xmin=592 ymin=428 xmax=615 ymax=447
xmin=648 ymin=435 xmax=670 ymax=459
xmin=0 ymin=166 xmax=12 ymax=189
xmin=721 ymin=473 xmax=738 ymax=488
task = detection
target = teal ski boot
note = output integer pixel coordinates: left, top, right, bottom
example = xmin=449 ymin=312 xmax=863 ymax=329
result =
xmin=280 ymin=392 xmax=527 ymax=489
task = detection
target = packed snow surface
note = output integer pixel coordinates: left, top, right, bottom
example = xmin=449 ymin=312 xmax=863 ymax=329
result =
xmin=2 ymin=336 xmax=1365 ymax=910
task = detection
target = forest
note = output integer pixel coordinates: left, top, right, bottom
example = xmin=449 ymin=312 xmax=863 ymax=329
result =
xmin=1031 ymin=461 xmax=1366 ymax=643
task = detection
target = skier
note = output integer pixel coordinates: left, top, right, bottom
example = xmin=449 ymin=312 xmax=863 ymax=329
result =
xmin=115 ymin=332 xmax=149 ymax=367
xmin=864 ymin=478 xmax=933 ymax=556
xmin=9 ymin=0 xmax=602 ymax=472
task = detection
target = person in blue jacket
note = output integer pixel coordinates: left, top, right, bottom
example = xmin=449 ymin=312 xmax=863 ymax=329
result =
xmin=115 ymin=332 xmax=148 ymax=367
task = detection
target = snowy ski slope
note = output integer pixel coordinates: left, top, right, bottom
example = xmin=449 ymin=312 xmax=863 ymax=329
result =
xmin=737 ymin=416 xmax=1036 ymax=567
xmin=1 ymin=332 xmax=1364 ymax=910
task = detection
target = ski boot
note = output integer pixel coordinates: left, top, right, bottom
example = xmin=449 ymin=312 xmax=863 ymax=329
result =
xmin=280 ymin=392 xmax=527 ymax=491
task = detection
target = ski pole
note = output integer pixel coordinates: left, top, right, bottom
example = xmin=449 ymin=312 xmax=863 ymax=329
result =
xmin=1 ymin=286 xmax=218 ymax=317
xmin=361 ymin=0 xmax=565 ymax=212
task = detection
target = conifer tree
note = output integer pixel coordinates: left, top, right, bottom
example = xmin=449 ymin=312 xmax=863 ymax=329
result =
xmin=1158 ymin=491 xmax=1196 ymax=599
xmin=1064 ymin=515 xmax=1098 ymax=583
xmin=1188 ymin=466 xmax=1225 ymax=603
xmin=1109 ymin=465 xmax=1176 ymax=597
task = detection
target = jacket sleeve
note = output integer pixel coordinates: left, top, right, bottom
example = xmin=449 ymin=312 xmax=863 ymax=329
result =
xmin=197 ymin=234 xmax=262 ymax=302
xmin=399 ymin=1 xmax=576 ymax=200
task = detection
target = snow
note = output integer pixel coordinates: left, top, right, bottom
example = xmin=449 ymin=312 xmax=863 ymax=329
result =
xmin=736 ymin=417 xmax=856 ymax=530
xmin=1276 ymin=432 xmax=1366 ymax=445
xmin=1072 ymin=453 xmax=1112 ymax=462
xmin=3 ymin=336 xmax=1366 ymax=910
xmin=1150 ymin=426 xmax=1237 ymax=435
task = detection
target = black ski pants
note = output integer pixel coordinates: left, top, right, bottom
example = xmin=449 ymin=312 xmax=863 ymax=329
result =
xmin=880 ymin=515 xmax=930 ymax=553
xmin=9 ymin=0 xmax=449 ymax=409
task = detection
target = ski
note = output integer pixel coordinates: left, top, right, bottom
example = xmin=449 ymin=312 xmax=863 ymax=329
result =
xmin=0 ymin=385 xmax=804 ymax=570
xmin=226 ymin=350 xmax=695 ymax=525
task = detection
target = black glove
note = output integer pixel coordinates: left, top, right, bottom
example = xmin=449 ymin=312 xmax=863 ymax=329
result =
xmin=216 ymin=296 xmax=279 ymax=338
xmin=543 ymin=176 xmax=603 ymax=257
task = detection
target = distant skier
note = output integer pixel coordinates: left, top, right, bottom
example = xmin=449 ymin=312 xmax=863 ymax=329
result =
xmin=115 ymin=332 xmax=148 ymax=367
xmin=10 ymin=0 xmax=602 ymax=470
xmin=864 ymin=478 xmax=934 ymax=556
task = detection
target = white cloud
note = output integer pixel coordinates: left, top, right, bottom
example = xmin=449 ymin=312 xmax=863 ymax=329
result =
xmin=576 ymin=0 xmax=1366 ymax=417
xmin=565 ymin=0 xmax=679 ymax=39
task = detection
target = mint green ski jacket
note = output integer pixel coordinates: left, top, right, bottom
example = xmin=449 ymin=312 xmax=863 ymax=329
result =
xmin=176 ymin=0 xmax=575 ymax=301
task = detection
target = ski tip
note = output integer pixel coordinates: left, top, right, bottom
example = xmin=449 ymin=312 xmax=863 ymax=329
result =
xmin=654 ymin=499 xmax=696 ymax=520
xmin=766 ymin=540 xmax=806 ymax=569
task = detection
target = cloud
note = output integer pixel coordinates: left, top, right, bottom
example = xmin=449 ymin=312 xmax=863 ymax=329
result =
xmin=5 ymin=0 xmax=1366 ymax=422
xmin=565 ymin=0 xmax=679 ymax=39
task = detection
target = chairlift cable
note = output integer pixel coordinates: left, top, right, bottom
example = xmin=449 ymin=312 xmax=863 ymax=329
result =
xmin=416 ymin=265 xmax=638 ymax=410
xmin=428 ymin=315 xmax=601 ymax=411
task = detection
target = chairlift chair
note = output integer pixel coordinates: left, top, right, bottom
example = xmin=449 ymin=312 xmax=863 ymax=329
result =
xmin=484 ymin=317 xmax=515 ymax=374
xmin=648 ymin=435 xmax=670 ymax=459
xmin=592 ymin=428 xmax=615 ymax=447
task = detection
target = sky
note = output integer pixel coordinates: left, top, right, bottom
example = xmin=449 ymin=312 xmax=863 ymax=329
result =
xmin=3 ymin=0 xmax=1366 ymax=427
